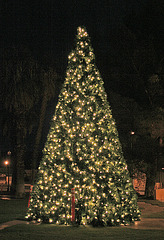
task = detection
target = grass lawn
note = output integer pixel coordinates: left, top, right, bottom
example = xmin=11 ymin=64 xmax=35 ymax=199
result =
xmin=144 ymin=212 xmax=164 ymax=218
xmin=0 ymin=224 xmax=164 ymax=240
xmin=0 ymin=197 xmax=28 ymax=224
xmin=0 ymin=197 xmax=164 ymax=240
xmin=138 ymin=198 xmax=164 ymax=218
xmin=138 ymin=198 xmax=164 ymax=207
xmin=141 ymin=210 xmax=164 ymax=218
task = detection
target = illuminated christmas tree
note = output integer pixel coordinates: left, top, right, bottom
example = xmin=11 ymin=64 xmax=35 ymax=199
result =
xmin=26 ymin=26 xmax=140 ymax=226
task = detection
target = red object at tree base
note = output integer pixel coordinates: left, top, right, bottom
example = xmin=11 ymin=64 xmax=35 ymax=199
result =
xmin=28 ymin=185 xmax=33 ymax=208
xmin=71 ymin=188 xmax=75 ymax=222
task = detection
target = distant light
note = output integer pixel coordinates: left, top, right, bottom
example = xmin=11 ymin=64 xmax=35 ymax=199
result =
xmin=130 ymin=131 xmax=135 ymax=135
xmin=4 ymin=160 xmax=9 ymax=166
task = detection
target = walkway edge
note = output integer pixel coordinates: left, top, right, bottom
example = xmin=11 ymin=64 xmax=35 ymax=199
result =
xmin=0 ymin=220 xmax=28 ymax=230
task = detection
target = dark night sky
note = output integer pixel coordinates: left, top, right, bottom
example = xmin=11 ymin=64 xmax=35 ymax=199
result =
xmin=1 ymin=0 xmax=151 ymax=156
xmin=1 ymin=0 xmax=146 ymax=60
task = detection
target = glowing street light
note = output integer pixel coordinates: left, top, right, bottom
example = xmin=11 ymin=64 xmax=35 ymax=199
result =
xmin=4 ymin=160 xmax=9 ymax=166
xmin=4 ymin=160 xmax=10 ymax=192
xmin=130 ymin=131 xmax=135 ymax=161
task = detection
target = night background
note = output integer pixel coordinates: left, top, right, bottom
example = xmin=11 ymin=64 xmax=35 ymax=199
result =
xmin=0 ymin=0 xmax=164 ymax=198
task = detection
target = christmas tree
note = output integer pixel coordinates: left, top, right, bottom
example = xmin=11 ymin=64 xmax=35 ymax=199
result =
xmin=26 ymin=26 xmax=140 ymax=226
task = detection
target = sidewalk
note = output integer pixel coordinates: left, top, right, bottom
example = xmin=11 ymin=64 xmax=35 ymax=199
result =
xmin=0 ymin=220 xmax=28 ymax=230
xmin=123 ymin=218 xmax=164 ymax=230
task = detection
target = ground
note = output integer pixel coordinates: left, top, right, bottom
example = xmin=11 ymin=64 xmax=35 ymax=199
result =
xmin=0 ymin=199 xmax=164 ymax=230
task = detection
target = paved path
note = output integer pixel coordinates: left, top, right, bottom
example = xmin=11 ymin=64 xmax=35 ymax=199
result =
xmin=122 ymin=218 xmax=164 ymax=230
xmin=0 ymin=220 xmax=28 ymax=230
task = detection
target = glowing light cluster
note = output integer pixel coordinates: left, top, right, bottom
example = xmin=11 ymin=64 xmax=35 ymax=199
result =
xmin=26 ymin=26 xmax=140 ymax=226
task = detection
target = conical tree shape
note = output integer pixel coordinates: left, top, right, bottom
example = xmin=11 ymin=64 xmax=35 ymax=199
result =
xmin=26 ymin=26 xmax=140 ymax=226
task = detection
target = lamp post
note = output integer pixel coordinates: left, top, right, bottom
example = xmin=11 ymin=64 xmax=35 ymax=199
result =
xmin=130 ymin=131 xmax=135 ymax=155
xmin=4 ymin=160 xmax=10 ymax=192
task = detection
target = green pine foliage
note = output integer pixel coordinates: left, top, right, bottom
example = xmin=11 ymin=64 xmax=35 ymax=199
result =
xmin=26 ymin=26 xmax=140 ymax=226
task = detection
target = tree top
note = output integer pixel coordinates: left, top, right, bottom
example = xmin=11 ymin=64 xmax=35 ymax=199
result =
xmin=77 ymin=26 xmax=88 ymax=38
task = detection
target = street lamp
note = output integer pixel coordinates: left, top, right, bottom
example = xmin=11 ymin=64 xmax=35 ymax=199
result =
xmin=130 ymin=131 xmax=135 ymax=152
xmin=4 ymin=160 xmax=10 ymax=192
